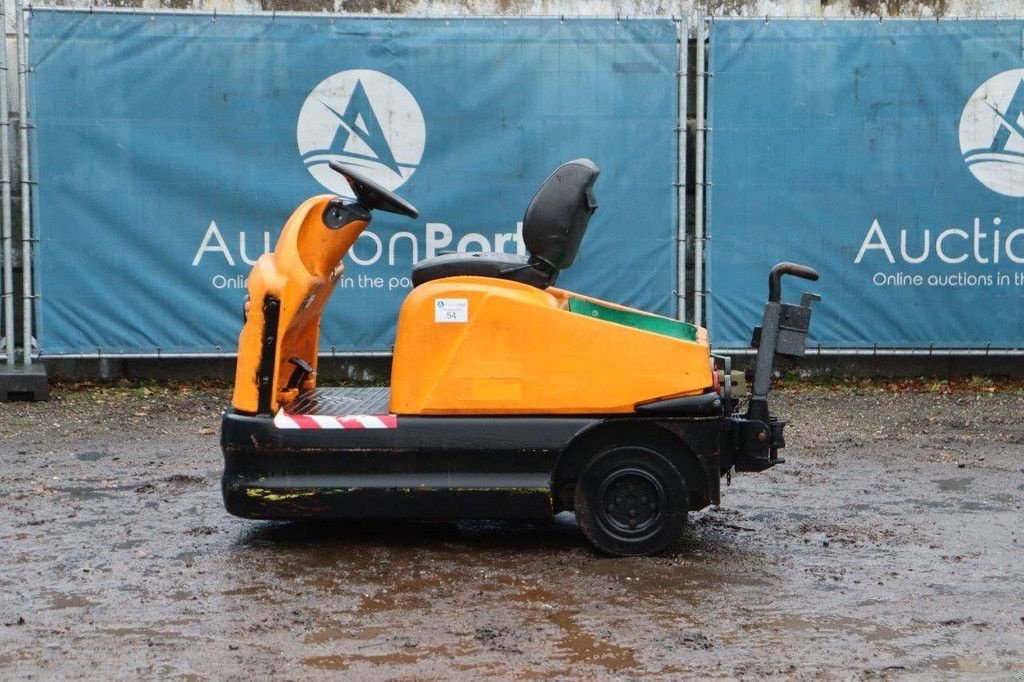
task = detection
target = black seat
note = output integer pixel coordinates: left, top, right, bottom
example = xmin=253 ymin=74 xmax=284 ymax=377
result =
xmin=411 ymin=159 xmax=600 ymax=288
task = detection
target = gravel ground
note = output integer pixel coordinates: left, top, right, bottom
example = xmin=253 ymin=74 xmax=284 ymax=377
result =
xmin=1 ymin=381 xmax=1023 ymax=679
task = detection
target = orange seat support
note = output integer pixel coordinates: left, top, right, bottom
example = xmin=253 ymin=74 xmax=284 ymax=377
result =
xmin=390 ymin=277 xmax=713 ymax=415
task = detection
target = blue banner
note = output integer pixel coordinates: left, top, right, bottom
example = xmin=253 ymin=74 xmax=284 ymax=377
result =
xmin=31 ymin=12 xmax=679 ymax=354
xmin=707 ymin=19 xmax=1024 ymax=349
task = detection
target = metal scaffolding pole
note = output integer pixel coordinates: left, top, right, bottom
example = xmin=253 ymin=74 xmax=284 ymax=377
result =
xmin=0 ymin=2 xmax=13 ymax=365
xmin=15 ymin=0 xmax=31 ymax=367
xmin=693 ymin=10 xmax=706 ymax=327
xmin=674 ymin=14 xmax=688 ymax=321
xmin=0 ymin=1 xmax=44 ymax=399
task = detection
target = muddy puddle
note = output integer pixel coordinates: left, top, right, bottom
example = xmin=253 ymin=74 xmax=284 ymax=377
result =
xmin=1 ymin=388 xmax=1023 ymax=677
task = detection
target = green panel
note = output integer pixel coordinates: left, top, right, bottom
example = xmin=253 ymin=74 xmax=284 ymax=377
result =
xmin=568 ymin=298 xmax=698 ymax=341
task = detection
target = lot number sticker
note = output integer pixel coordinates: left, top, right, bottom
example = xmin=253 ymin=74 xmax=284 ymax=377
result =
xmin=435 ymin=298 xmax=469 ymax=323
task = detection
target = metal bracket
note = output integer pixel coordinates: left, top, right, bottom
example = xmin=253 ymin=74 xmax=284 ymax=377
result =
xmin=800 ymin=293 xmax=822 ymax=308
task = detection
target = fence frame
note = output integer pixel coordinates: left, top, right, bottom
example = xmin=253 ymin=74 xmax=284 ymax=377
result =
xmin=0 ymin=0 xmax=14 ymax=363
xmin=700 ymin=14 xmax=1024 ymax=356
xmin=14 ymin=8 xmax=1024 ymax=359
xmin=24 ymin=7 xmax=689 ymax=359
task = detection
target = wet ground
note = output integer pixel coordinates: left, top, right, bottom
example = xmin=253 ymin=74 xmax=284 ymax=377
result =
xmin=1 ymin=381 xmax=1023 ymax=678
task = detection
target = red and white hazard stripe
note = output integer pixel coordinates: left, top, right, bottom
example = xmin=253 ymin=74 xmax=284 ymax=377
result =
xmin=274 ymin=410 xmax=398 ymax=430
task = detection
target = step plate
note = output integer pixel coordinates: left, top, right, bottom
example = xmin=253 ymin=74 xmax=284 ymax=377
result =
xmin=286 ymin=386 xmax=391 ymax=416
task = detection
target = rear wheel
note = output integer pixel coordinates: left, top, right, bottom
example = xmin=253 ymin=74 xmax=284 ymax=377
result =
xmin=573 ymin=445 xmax=688 ymax=556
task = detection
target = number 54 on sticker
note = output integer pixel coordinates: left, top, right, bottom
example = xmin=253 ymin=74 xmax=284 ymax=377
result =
xmin=434 ymin=298 xmax=469 ymax=323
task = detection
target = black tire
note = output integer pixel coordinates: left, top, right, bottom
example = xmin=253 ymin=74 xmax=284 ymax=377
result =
xmin=573 ymin=445 xmax=688 ymax=556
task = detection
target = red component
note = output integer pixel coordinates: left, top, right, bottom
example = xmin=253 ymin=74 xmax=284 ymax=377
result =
xmin=337 ymin=416 xmax=367 ymax=429
xmin=290 ymin=414 xmax=322 ymax=429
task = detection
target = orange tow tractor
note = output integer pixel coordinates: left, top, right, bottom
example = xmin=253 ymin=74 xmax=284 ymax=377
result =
xmin=221 ymin=159 xmax=820 ymax=556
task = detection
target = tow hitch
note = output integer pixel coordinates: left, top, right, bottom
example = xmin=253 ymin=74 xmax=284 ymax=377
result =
xmin=731 ymin=262 xmax=820 ymax=472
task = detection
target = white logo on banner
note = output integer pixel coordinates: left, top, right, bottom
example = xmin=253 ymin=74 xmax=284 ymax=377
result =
xmin=959 ymin=68 xmax=1024 ymax=198
xmin=296 ymin=70 xmax=426 ymax=197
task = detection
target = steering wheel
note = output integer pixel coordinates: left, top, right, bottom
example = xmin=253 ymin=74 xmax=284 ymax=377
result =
xmin=329 ymin=161 xmax=419 ymax=219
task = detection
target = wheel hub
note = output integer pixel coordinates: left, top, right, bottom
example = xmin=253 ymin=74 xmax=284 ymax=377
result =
xmin=598 ymin=468 xmax=665 ymax=534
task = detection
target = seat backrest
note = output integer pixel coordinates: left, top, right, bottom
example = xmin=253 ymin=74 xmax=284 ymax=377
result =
xmin=523 ymin=159 xmax=600 ymax=275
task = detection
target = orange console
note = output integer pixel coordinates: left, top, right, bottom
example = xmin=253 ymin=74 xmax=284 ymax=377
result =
xmin=231 ymin=195 xmax=371 ymax=414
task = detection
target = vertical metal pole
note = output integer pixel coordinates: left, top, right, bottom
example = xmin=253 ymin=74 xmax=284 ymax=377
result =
xmin=693 ymin=10 xmax=706 ymax=327
xmin=15 ymin=0 xmax=31 ymax=366
xmin=0 ymin=1 xmax=14 ymax=365
xmin=674 ymin=14 xmax=688 ymax=322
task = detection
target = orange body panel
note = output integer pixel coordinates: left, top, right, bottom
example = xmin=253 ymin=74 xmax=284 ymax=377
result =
xmin=232 ymin=196 xmax=369 ymax=413
xmin=390 ymin=277 xmax=713 ymax=415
